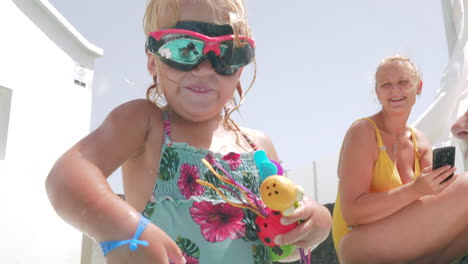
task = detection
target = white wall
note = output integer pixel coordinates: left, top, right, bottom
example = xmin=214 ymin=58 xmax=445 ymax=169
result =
xmin=0 ymin=86 xmax=13 ymax=160
xmin=0 ymin=0 xmax=101 ymax=263
xmin=288 ymin=153 xmax=339 ymax=204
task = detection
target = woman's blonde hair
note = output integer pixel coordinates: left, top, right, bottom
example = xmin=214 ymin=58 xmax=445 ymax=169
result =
xmin=143 ymin=0 xmax=256 ymax=132
xmin=374 ymin=54 xmax=421 ymax=89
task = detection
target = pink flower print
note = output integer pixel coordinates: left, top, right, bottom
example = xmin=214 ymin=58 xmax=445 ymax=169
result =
xmin=204 ymin=154 xmax=215 ymax=165
xmin=222 ymin=152 xmax=241 ymax=170
xmin=170 ymin=253 xmax=199 ymax=264
xmin=190 ymin=201 xmax=246 ymax=243
xmin=178 ymin=163 xmax=205 ymax=199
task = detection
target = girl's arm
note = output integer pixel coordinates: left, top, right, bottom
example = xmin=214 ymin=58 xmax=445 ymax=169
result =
xmin=256 ymin=131 xmax=332 ymax=261
xmin=46 ymin=100 xmax=152 ymax=240
xmin=45 ymin=99 xmax=185 ymax=263
xmin=276 ymin=195 xmax=332 ymax=262
xmin=339 ymin=120 xmax=456 ymax=227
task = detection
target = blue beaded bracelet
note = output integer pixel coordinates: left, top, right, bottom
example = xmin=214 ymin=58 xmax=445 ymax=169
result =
xmin=100 ymin=214 xmax=150 ymax=256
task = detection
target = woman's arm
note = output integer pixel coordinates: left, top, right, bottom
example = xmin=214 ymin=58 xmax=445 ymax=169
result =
xmin=339 ymin=120 xmax=424 ymax=226
xmin=339 ymin=120 xmax=456 ymax=227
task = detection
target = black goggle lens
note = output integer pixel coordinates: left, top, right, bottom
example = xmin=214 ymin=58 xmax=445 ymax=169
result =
xmin=146 ymin=34 xmax=254 ymax=75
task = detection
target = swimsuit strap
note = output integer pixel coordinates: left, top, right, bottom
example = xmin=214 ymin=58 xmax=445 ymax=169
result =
xmin=409 ymin=127 xmax=419 ymax=154
xmin=161 ymin=111 xmax=172 ymax=145
xmin=364 ymin=118 xmax=421 ymax=176
xmin=362 ymin=118 xmax=386 ymax=151
xmin=409 ymin=127 xmax=421 ymax=176
xmin=240 ymin=132 xmax=259 ymax=151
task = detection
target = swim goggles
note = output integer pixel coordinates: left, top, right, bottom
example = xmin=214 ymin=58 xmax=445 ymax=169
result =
xmin=145 ymin=28 xmax=255 ymax=75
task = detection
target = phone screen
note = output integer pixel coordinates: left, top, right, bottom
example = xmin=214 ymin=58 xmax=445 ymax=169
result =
xmin=432 ymin=146 xmax=456 ymax=183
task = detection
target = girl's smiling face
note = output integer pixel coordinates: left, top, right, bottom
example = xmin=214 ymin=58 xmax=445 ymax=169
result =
xmin=147 ymin=0 xmax=243 ymax=122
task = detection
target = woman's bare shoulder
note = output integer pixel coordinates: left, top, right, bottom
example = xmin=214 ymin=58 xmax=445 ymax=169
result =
xmin=338 ymin=118 xmax=378 ymax=172
xmin=343 ymin=118 xmax=376 ymax=146
xmin=338 ymin=119 xmax=378 ymax=185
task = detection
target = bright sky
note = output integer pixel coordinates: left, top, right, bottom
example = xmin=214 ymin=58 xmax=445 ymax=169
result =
xmin=49 ymin=0 xmax=449 ymax=194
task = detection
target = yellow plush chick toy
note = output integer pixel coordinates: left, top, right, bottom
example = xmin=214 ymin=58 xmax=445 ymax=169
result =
xmin=260 ymin=175 xmax=304 ymax=216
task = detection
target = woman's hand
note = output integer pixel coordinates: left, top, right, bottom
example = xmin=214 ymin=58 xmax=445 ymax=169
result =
xmin=274 ymin=196 xmax=331 ymax=249
xmin=411 ymin=165 xmax=457 ymax=196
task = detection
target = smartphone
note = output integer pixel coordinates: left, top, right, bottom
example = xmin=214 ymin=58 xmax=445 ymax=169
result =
xmin=432 ymin=146 xmax=456 ymax=183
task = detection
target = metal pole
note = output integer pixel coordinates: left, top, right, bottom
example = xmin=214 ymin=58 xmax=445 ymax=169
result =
xmin=313 ymin=160 xmax=318 ymax=201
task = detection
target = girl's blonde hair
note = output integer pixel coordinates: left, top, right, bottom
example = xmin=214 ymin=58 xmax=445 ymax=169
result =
xmin=374 ymin=54 xmax=421 ymax=89
xmin=143 ymin=0 xmax=256 ymax=132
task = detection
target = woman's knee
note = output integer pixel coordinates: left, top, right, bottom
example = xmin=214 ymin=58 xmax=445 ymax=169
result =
xmin=338 ymin=232 xmax=409 ymax=264
xmin=437 ymin=174 xmax=468 ymax=218
xmin=449 ymin=173 xmax=468 ymax=195
xmin=337 ymin=235 xmax=353 ymax=264
xmin=337 ymin=234 xmax=369 ymax=264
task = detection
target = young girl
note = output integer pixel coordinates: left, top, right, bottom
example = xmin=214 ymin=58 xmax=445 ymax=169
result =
xmin=45 ymin=0 xmax=331 ymax=263
xmin=333 ymin=55 xmax=468 ymax=264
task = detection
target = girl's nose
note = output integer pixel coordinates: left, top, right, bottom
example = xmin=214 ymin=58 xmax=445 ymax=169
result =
xmin=191 ymin=58 xmax=215 ymax=77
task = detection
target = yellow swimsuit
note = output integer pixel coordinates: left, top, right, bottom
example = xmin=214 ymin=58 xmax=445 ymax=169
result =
xmin=332 ymin=118 xmax=421 ymax=251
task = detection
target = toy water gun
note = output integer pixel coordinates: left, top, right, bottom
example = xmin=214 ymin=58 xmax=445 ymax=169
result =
xmin=254 ymin=150 xmax=309 ymax=262
xmin=254 ymin=150 xmax=305 ymax=216
xmin=197 ymin=150 xmax=311 ymax=263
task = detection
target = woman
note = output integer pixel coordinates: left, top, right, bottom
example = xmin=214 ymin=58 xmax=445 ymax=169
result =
xmin=332 ymin=55 xmax=468 ymax=263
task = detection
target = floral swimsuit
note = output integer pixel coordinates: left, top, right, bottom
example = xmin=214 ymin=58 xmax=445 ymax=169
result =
xmin=142 ymin=112 xmax=271 ymax=264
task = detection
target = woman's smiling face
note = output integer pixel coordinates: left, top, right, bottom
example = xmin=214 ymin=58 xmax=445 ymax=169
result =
xmin=375 ymin=60 xmax=422 ymax=114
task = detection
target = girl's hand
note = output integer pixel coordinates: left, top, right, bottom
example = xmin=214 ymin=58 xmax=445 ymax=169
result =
xmin=273 ymin=196 xmax=331 ymax=249
xmin=107 ymin=222 xmax=186 ymax=264
xmin=412 ymin=165 xmax=457 ymax=196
